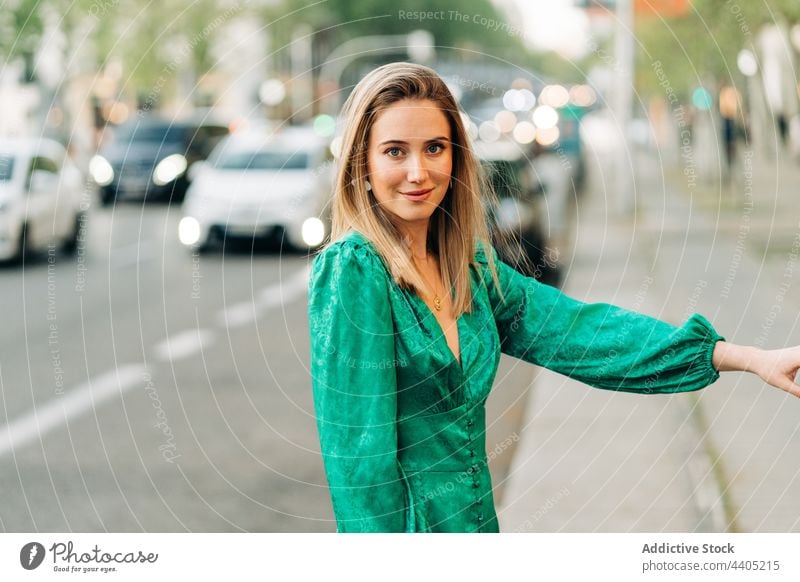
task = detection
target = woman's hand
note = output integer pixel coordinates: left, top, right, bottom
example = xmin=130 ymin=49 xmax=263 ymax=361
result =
xmin=751 ymin=346 xmax=800 ymax=398
xmin=713 ymin=341 xmax=800 ymax=398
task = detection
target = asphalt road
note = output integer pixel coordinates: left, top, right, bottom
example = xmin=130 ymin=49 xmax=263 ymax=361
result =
xmin=0 ymin=201 xmax=531 ymax=532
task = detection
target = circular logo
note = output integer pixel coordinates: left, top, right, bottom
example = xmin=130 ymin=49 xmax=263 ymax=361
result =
xmin=20 ymin=542 xmax=46 ymax=570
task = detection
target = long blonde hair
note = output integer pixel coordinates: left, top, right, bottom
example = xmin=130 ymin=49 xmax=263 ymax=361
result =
xmin=328 ymin=61 xmax=501 ymax=315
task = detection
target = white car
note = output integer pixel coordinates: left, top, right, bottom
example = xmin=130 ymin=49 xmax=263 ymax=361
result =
xmin=179 ymin=127 xmax=334 ymax=253
xmin=0 ymin=138 xmax=85 ymax=262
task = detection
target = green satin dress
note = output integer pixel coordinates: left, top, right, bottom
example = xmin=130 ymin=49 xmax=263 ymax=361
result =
xmin=307 ymin=230 xmax=724 ymax=533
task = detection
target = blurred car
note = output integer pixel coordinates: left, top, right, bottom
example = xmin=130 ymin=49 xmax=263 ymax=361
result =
xmin=0 ymin=138 xmax=85 ymax=261
xmin=545 ymin=102 xmax=587 ymax=194
xmin=90 ymin=115 xmax=229 ymax=206
xmin=467 ymin=93 xmax=589 ymax=195
xmin=474 ymin=140 xmax=561 ymax=287
xmin=178 ymin=127 xmax=334 ymax=253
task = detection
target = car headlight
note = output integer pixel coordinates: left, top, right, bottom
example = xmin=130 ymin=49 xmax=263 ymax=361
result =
xmin=178 ymin=216 xmax=201 ymax=245
xmin=89 ymin=155 xmax=114 ymax=186
xmin=301 ymin=217 xmax=325 ymax=247
xmin=153 ymin=154 xmax=188 ymax=186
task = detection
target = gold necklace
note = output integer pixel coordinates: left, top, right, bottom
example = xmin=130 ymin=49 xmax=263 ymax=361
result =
xmin=432 ymin=294 xmax=442 ymax=312
xmin=414 ymin=254 xmax=443 ymax=312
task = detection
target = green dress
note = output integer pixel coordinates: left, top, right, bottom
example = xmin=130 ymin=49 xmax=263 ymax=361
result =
xmin=307 ymin=230 xmax=724 ymax=533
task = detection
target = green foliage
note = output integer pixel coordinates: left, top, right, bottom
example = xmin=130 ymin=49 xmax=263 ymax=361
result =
xmin=263 ymin=0 xmax=528 ymax=64
xmin=0 ymin=0 xmax=44 ymax=65
xmin=91 ymin=0 xmax=256 ymax=105
xmin=1 ymin=0 xmax=581 ymax=109
xmin=636 ymin=0 xmax=800 ymax=96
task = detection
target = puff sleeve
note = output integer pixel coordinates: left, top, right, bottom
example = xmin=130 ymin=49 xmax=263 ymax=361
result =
xmin=477 ymin=248 xmax=725 ymax=394
xmin=308 ymin=241 xmax=407 ymax=532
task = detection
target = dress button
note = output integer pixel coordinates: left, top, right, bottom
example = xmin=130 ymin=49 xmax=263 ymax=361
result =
xmin=469 ymin=450 xmax=476 ymax=457
xmin=477 ymin=515 xmax=484 ymax=522
xmin=466 ymin=419 xmax=474 ymax=427
xmin=472 ymin=481 xmax=480 ymax=489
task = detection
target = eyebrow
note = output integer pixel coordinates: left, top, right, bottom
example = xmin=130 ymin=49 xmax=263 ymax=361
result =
xmin=378 ymin=137 xmax=451 ymax=146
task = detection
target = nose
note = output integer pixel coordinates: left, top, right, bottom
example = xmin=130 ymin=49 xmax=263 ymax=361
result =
xmin=405 ymin=153 xmax=428 ymax=184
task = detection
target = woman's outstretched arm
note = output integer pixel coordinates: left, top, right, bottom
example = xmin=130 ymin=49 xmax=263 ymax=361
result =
xmin=478 ymin=243 xmax=800 ymax=399
xmin=477 ymin=246 xmax=724 ymax=394
xmin=713 ymin=342 xmax=800 ymax=397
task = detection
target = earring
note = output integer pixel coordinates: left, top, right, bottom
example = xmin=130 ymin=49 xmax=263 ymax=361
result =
xmin=365 ymin=180 xmax=372 ymax=192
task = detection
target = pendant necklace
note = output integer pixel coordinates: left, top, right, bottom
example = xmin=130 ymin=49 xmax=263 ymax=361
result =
xmin=415 ymin=254 xmax=443 ymax=312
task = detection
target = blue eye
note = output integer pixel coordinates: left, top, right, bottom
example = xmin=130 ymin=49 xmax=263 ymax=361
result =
xmin=427 ymin=143 xmax=445 ymax=154
xmin=385 ymin=147 xmax=403 ymax=158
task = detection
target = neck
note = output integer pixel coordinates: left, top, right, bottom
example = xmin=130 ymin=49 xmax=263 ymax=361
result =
xmin=398 ymin=219 xmax=431 ymax=259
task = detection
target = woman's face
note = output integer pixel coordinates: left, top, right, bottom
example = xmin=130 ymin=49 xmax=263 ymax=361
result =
xmin=366 ymin=98 xmax=453 ymax=232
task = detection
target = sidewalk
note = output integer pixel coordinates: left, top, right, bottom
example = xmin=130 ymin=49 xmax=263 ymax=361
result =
xmin=498 ymin=144 xmax=800 ymax=532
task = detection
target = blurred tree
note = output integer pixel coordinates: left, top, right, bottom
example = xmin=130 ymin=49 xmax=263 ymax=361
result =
xmin=531 ymin=51 xmax=587 ymax=85
xmin=0 ymin=0 xmax=586 ymax=120
xmin=636 ymin=0 xmax=800 ymax=96
xmin=0 ymin=0 xmax=45 ymax=81
xmin=262 ymin=0 xmax=528 ymax=67
xmin=86 ymin=0 xmax=255 ymax=109
xmin=108 ymin=1 xmax=197 ymax=105
xmin=257 ymin=0 xmax=585 ymax=114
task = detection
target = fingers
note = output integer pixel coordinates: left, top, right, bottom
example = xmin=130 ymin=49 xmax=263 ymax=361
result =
xmin=776 ymin=376 xmax=800 ymax=398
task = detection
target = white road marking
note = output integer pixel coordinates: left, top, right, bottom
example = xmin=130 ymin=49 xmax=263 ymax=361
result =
xmin=258 ymin=266 xmax=310 ymax=309
xmin=215 ymin=301 xmax=258 ymax=328
xmin=153 ymin=329 xmax=215 ymax=362
xmin=215 ymin=266 xmax=310 ymax=328
xmin=0 ymin=364 xmax=146 ymax=457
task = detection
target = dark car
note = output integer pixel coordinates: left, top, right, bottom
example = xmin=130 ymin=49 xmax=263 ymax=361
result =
xmin=90 ymin=116 xmax=229 ymax=206
xmin=475 ymin=141 xmax=561 ymax=287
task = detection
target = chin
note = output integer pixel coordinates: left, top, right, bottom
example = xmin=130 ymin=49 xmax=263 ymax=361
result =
xmin=379 ymin=201 xmax=434 ymax=222
xmin=394 ymin=208 xmax=437 ymax=224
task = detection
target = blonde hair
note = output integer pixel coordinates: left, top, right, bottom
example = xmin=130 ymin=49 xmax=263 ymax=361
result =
xmin=328 ymin=61 xmax=502 ymax=316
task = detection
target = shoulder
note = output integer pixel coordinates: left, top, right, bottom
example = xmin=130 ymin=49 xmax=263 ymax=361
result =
xmin=470 ymin=240 xmax=502 ymax=285
xmin=310 ymin=230 xmax=388 ymax=289
xmin=313 ymin=230 xmax=380 ymax=264
xmin=472 ymin=240 xmax=495 ymax=266
xmin=308 ymin=231 xmax=394 ymax=328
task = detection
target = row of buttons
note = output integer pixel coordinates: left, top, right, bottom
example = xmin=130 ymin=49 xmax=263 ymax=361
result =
xmin=464 ymin=414 xmax=485 ymax=528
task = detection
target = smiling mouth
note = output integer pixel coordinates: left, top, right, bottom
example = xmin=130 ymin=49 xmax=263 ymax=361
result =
xmin=400 ymin=187 xmax=434 ymax=200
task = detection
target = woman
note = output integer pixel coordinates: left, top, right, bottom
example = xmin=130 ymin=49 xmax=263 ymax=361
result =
xmin=307 ymin=62 xmax=800 ymax=533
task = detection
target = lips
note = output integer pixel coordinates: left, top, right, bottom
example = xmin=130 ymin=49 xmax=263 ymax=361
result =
xmin=400 ymin=187 xmax=434 ymax=202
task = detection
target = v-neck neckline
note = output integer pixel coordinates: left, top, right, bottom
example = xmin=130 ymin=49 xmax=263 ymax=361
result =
xmin=342 ymin=230 xmax=467 ymax=371
xmin=410 ymin=291 xmax=465 ymax=370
